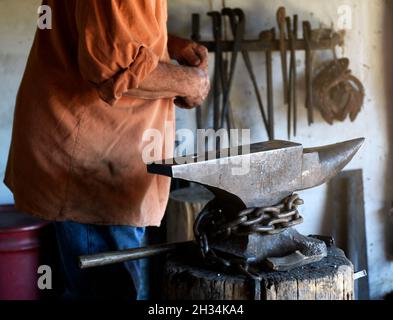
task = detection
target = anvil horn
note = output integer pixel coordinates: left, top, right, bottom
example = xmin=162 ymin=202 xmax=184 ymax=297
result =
xmin=147 ymin=138 xmax=364 ymax=208
xmin=301 ymin=138 xmax=365 ymax=190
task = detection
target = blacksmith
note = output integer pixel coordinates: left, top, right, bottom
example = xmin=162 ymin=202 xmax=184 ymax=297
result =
xmin=4 ymin=0 xmax=209 ymax=299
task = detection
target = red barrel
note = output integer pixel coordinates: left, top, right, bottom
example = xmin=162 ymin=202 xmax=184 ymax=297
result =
xmin=0 ymin=205 xmax=49 ymax=300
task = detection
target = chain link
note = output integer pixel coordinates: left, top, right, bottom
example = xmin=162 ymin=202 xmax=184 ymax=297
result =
xmin=215 ymin=193 xmax=304 ymax=237
xmin=193 ymin=194 xmax=304 ymax=283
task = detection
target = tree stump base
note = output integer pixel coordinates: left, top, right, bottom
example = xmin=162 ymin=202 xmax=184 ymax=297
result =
xmin=163 ymin=247 xmax=354 ymax=300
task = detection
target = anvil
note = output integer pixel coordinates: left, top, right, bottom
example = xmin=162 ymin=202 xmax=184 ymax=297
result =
xmin=148 ymin=139 xmax=364 ymax=210
xmin=78 ymin=138 xmax=364 ymax=272
xmin=148 ymin=138 xmax=364 ymax=270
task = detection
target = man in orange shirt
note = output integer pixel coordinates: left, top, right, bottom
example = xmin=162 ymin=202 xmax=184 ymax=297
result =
xmin=4 ymin=1 xmax=209 ymax=299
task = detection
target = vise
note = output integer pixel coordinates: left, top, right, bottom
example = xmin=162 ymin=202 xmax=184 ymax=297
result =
xmin=79 ymin=138 xmax=364 ymax=274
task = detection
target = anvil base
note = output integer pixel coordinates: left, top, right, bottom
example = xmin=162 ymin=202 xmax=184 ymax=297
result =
xmin=211 ymin=228 xmax=328 ymax=271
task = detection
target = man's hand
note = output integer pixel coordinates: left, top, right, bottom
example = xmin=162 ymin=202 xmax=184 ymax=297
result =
xmin=126 ymin=63 xmax=209 ymax=109
xmin=168 ymin=35 xmax=209 ymax=109
xmin=168 ymin=35 xmax=209 ymax=72
xmin=126 ymin=34 xmax=210 ymax=109
xmin=175 ymin=67 xmax=210 ymax=109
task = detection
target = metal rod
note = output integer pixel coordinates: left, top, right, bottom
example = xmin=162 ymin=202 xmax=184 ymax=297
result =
xmin=220 ymin=8 xmax=243 ymax=129
xmin=303 ymin=21 xmax=314 ymax=125
xmin=191 ymin=13 xmax=201 ymax=42
xmin=293 ymin=15 xmax=298 ymax=136
xmin=192 ymin=13 xmax=203 ymax=129
xmin=277 ymin=7 xmax=289 ymax=105
xmin=266 ymin=39 xmax=274 ymax=140
xmin=79 ymin=241 xmax=194 ymax=269
xmin=286 ymin=16 xmax=293 ymax=139
xmin=260 ymin=28 xmax=275 ymax=140
xmin=208 ymin=12 xmax=223 ymax=131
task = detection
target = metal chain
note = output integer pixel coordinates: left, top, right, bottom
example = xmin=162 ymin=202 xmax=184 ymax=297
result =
xmin=194 ymin=194 xmax=304 ymax=254
xmin=214 ymin=193 xmax=304 ymax=238
xmin=193 ymin=193 xmax=305 ymax=297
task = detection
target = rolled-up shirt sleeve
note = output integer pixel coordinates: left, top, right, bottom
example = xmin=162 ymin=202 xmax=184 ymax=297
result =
xmin=75 ymin=0 xmax=161 ymax=105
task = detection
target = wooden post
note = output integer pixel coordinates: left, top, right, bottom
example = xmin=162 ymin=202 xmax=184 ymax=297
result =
xmin=162 ymin=247 xmax=354 ymax=300
xmin=165 ymin=186 xmax=214 ymax=243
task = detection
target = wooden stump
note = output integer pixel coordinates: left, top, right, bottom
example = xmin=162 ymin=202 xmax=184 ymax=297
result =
xmin=166 ymin=186 xmax=214 ymax=243
xmin=162 ymin=247 xmax=354 ymax=300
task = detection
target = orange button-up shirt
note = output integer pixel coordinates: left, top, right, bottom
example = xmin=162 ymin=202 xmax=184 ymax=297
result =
xmin=4 ymin=0 xmax=174 ymax=226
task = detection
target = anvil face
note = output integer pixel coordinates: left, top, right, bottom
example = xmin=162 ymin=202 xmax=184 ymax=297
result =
xmin=147 ymin=139 xmax=364 ymax=208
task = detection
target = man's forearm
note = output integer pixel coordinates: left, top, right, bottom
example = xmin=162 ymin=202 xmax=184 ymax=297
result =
xmin=124 ymin=62 xmax=204 ymax=99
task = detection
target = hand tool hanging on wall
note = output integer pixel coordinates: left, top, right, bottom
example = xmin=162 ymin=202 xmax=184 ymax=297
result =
xmin=292 ymin=15 xmax=298 ymax=136
xmin=312 ymin=55 xmax=365 ymax=125
xmin=276 ymin=7 xmax=289 ymax=106
xmin=303 ymin=21 xmax=314 ymax=125
xmin=286 ymin=15 xmax=298 ymax=138
xmin=208 ymin=11 xmax=235 ymax=131
xmin=192 ymin=7 xmax=350 ymax=138
xmin=220 ymin=8 xmax=244 ymax=130
xmin=220 ymin=62 xmax=236 ymax=130
xmin=277 ymin=7 xmax=293 ymax=139
xmin=286 ymin=15 xmax=298 ymax=136
xmin=208 ymin=11 xmax=224 ymax=131
xmin=260 ymin=29 xmax=275 ymax=140
xmin=285 ymin=17 xmax=295 ymax=140
xmin=191 ymin=13 xmax=203 ymax=129
xmin=221 ymin=8 xmax=270 ymax=138
xmin=220 ymin=8 xmax=236 ymax=130
xmin=231 ymin=8 xmax=271 ymax=140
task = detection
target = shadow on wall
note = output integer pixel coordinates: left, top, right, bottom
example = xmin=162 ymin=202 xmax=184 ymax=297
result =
xmin=382 ymin=0 xmax=393 ymax=260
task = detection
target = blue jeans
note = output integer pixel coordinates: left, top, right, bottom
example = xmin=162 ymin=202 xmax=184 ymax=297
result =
xmin=54 ymin=221 xmax=146 ymax=300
